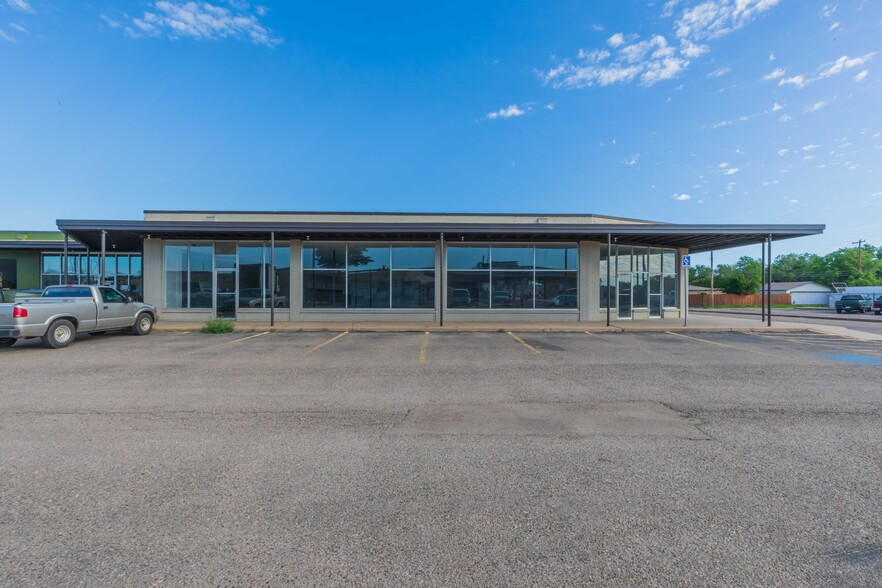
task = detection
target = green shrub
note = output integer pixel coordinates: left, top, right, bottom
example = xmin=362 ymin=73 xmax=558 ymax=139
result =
xmin=202 ymin=318 xmax=235 ymax=334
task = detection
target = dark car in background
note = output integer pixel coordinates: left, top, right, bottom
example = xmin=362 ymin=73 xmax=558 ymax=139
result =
xmin=873 ymin=296 xmax=882 ymax=316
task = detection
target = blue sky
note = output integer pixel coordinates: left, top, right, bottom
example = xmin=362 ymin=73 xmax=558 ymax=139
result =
xmin=1 ymin=0 xmax=880 ymax=263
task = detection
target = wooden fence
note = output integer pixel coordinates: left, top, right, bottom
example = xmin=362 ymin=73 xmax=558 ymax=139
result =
xmin=689 ymin=293 xmax=791 ymax=307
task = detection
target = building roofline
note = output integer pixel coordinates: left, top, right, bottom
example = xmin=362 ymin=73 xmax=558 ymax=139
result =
xmin=143 ymin=210 xmax=662 ymax=224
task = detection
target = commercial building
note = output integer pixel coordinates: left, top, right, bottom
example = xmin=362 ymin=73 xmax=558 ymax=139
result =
xmin=54 ymin=211 xmax=824 ymax=323
xmin=0 ymin=231 xmax=143 ymax=297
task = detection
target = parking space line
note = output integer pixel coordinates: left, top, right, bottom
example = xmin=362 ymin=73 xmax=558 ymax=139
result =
xmin=224 ymin=331 xmax=271 ymax=345
xmin=664 ymin=331 xmax=774 ymax=357
xmin=419 ymin=331 xmax=429 ymax=365
xmin=304 ymin=331 xmax=349 ymax=356
xmin=506 ymin=331 xmax=541 ymax=356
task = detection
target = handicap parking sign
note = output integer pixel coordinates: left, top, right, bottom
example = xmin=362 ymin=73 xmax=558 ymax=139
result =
xmin=682 ymin=255 xmax=692 ymax=268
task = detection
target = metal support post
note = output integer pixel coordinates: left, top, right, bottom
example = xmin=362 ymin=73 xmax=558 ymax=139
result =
xmin=683 ymin=257 xmax=689 ymax=327
xmin=761 ymin=240 xmax=766 ymax=322
xmin=270 ymin=231 xmax=275 ymax=327
xmin=606 ymin=234 xmax=612 ymax=327
xmin=766 ymin=235 xmax=772 ymax=327
xmin=439 ymin=232 xmax=445 ymax=327
xmin=710 ymin=250 xmax=714 ymax=308
xmin=100 ymin=230 xmax=107 ymax=286
xmin=63 ymin=234 xmax=69 ymax=284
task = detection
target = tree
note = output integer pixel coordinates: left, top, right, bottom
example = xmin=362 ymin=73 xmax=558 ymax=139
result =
xmin=689 ymin=264 xmax=713 ymax=288
xmin=717 ymin=256 xmax=762 ymax=294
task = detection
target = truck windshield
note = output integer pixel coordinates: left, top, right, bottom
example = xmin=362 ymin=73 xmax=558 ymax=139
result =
xmin=43 ymin=287 xmax=93 ymax=298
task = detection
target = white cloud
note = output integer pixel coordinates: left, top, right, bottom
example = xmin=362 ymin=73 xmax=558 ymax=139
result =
xmin=8 ymin=22 xmax=26 ymax=32
xmin=121 ymin=1 xmax=280 ymax=46
xmin=854 ymin=70 xmax=869 ymax=82
xmin=818 ymin=54 xmax=875 ymax=78
xmin=607 ymin=33 xmax=625 ymax=48
xmin=5 ymin=0 xmax=34 ymax=14
xmin=623 ymin=154 xmax=639 ymax=166
xmin=763 ymin=67 xmax=786 ymax=80
xmin=544 ymin=102 xmax=555 ymax=110
xmin=719 ymin=162 xmax=729 ymax=168
xmin=662 ymin=0 xmax=681 ymax=18
xmin=829 ymin=22 xmax=842 ymax=31
xmin=779 ymin=114 xmax=792 ymax=121
xmin=100 ymin=14 xmax=121 ymax=29
xmin=779 ymin=75 xmax=807 ymax=88
xmin=674 ymin=0 xmax=780 ymax=41
xmin=486 ymin=104 xmax=526 ymax=120
xmin=769 ymin=51 xmax=776 ymax=61
xmin=777 ymin=148 xmax=790 ymax=156
xmin=801 ymin=144 xmax=820 ymax=151
xmin=680 ymin=39 xmax=709 ymax=58
xmin=708 ymin=65 xmax=730 ymax=78
xmin=772 ymin=102 xmax=783 ymax=111
xmin=724 ymin=167 xmax=739 ymax=175
xmin=672 ymin=193 xmax=691 ymax=201
xmin=821 ymin=4 xmax=837 ymax=17
xmin=804 ymin=101 xmax=827 ymax=112
xmin=0 ymin=28 xmax=15 ymax=42
xmin=542 ymin=0 xmax=780 ymax=90
xmin=789 ymin=199 xmax=799 ymax=204
xmin=592 ymin=23 xmax=605 ymax=32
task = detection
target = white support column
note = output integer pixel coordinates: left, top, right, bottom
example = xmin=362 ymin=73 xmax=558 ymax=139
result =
xmin=435 ymin=239 xmax=443 ymax=325
xmin=581 ymin=241 xmax=600 ymax=322
xmin=143 ymin=238 xmax=163 ymax=310
xmin=289 ymin=239 xmax=302 ymax=322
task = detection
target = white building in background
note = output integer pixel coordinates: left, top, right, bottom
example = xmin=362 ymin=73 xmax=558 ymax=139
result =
xmin=769 ymin=281 xmax=834 ymax=305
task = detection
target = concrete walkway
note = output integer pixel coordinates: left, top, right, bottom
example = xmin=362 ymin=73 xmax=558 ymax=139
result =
xmin=151 ymin=311 xmax=882 ymax=338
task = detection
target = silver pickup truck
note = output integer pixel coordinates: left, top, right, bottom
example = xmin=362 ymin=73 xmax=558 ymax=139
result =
xmin=0 ymin=285 xmax=157 ymax=349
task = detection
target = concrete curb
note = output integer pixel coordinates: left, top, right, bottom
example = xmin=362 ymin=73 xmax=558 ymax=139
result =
xmin=691 ymin=308 xmax=882 ymax=324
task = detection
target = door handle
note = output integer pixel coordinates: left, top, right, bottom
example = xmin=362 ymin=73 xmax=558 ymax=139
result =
xmin=103 ymin=306 xmax=108 ymax=309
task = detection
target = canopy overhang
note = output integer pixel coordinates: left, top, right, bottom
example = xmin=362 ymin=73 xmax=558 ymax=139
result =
xmin=56 ymin=219 xmax=825 ymax=254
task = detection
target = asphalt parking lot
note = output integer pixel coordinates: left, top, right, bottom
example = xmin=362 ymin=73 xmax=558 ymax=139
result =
xmin=2 ymin=329 xmax=881 ymax=586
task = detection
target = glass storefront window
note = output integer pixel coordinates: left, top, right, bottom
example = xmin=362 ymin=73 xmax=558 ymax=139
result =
xmin=491 ymin=271 xmax=533 ymax=308
xmin=42 ymin=255 xmax=61 ymax=274
xmin=601 ymin=245 xmax=679 ymax=317
xmin=447 ymin=246 xmax=490 ymax=270
xmin=304 ymin=245 xmax=345 ymax=269
xmin=491 ymin=247 xmax=534 ymax=270
xmin=239 ymin=243 xmax=264 ymax=309
xmin=303 ymin=270 xmax=345 ymax=308
xmin=392 ymin=246 xmax=435 ymax=270
xmin=537 ymin=271 xmax=577 ymax=308
xmin=391 ymin=271 xmax=434 ymax=308
xmin=535 ymin=247 xmax=578 ymax=270
xmin=164 ymin=244 xmax=189 ymax=308
xmin=303 ymin=243 xmax=435 ymax=310
xmin=447 ymin=271 xmax=490 ymax=308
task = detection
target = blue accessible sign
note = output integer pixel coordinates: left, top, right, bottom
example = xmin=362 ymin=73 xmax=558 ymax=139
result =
xmin=682 ymin=255 xmax=692 ymax=268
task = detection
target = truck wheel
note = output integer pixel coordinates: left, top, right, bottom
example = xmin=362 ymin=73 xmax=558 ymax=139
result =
xmin=132 ymin=313 xmax=153 ymax=336
xmin=0 ymin=338 xmax=15 ymax=348
xmin=836 ymin=309 xmax=842 ymax=314
xmin=42 ymin=319 xmax=76 ymax=349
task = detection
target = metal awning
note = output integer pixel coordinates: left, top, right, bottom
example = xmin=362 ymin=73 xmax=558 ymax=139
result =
xmin=56 ymin=219 xmax=825 ymax=253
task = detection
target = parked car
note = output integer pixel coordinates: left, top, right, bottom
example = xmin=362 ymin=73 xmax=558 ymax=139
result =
xmin=552 ymin=293 xmax=577 ymax=307
xmin=835 ymin=294 xmax=872 ymax=314
xmin=448 ymin=288 xmax=472 ymax=307
xmin=0 ymin=285 xmax=157 ymax=349
xmin=873 ymin=296 xmax=882 ymax=316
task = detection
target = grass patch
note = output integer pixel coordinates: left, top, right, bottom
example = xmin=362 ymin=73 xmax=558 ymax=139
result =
xmin=201 ymin=318 xmax=235 ymax=334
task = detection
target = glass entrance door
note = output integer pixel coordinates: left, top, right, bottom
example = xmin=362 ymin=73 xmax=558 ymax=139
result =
xmin=215 ymin=270 xmax=237 ymax=319
xmin=649 ymin=274 xmax=662 ymax=318
xmin=617 ymin=274 xmax=632 ymax=319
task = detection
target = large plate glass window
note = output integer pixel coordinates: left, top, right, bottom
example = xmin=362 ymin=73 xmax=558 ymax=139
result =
xmin=446 ymin=245 xmax=577 ymax=310
xmin=303 ymin=243 xmax=435 ymax=310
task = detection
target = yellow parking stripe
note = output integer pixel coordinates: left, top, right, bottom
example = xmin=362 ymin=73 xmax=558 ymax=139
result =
xmin=664 ymin=331 xmax=774 ymax=357
xmin=419 ymin=331 xmax=429 ymax=365
xmin=224 ymin=331 xmax=270 ymax=344
xmin=304 ymin=331 xmax=349 ymax=356
xmin=507 ymin=331 xmax=541 ymax=356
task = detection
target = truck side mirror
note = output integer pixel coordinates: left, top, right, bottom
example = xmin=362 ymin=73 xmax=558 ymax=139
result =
xmin=126 ymin=296 xmax=133 ymax=303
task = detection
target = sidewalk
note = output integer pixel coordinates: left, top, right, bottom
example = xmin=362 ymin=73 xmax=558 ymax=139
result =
xmin=691 ymin=307 xmax=881 ymax=323
xmin=150 ymin=313 xmax=836 ymax=334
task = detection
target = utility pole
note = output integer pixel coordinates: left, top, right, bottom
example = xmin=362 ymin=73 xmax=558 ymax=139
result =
xmin=852 ymin=239 xmax=865 ymax=272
